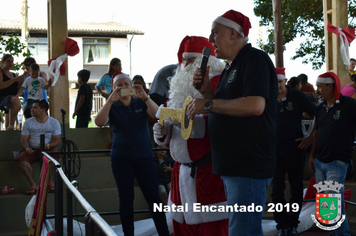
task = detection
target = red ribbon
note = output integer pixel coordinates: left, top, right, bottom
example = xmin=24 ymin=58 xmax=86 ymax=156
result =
xmin=47 ymin=38 xmax=80 ymax=76
xmin=327 ymin=21 xmax=355 ymax=44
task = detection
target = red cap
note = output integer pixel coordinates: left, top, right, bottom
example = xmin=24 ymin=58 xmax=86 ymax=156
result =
xmin=177 ymin=36 xmax=215 ymax=66
xmin=316 ymin=72 xmax=341 ymax=101
xmin=213 ymin=10 xmax=251 ymax=41
xmin=276 ymin=67 xmax=286 ymax=80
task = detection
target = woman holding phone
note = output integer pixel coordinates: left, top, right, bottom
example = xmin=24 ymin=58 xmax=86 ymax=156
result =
xmin=0 ymin=54 xmax=27 ymax=130
xmin=95 ymin=72 xmax=169 ymax=236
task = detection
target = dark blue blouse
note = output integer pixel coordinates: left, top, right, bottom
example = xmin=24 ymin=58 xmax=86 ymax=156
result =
xmin=109 ymin=97 xmax=153 ymax=159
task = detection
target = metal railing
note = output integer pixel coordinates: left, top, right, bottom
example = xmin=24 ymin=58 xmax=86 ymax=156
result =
xmin=41 ymin=151 xmax=117 ymax=236
xmin=40 ymin=146 xmax=170 ymax=236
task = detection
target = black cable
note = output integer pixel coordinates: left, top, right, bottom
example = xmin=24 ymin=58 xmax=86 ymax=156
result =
xmin=59 ymin=137 xmax=82 ymax=235
xmin=59 ymin=139 xmax=81 ymax=180
xmin=59 ymin=109 xmax=81 ymax=180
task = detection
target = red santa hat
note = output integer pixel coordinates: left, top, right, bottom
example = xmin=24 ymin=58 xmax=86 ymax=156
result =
xmin=213 ymin=10 xmax=251 ymax=41
xmin=316 ymin=72 xmax=341 ymax=101
xmin=113 ymin=72 xmax=131 ymax=84
xmin=177 ymin=36 xmax=216 ymax=66
xmin=276 ymin=67 xmax=286 ymax=80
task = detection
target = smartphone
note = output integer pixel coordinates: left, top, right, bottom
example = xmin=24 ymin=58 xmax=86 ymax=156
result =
xmin=121 ymin=88 xmax=136 ymax=96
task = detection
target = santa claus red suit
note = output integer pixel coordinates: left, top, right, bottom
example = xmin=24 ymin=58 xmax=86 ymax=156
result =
xmin=154 ymin=36 xmax=228 ymax=236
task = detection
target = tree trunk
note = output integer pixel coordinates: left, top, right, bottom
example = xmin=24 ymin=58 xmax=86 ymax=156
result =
xmin=21 ymin=0 xmax=28 ymax=47
xmin=273 ymin=0 xmax=284 ymax=68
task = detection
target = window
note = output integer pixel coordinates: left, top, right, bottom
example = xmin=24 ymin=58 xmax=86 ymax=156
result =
xmin=83 ymin=38 xmax=110 ymax=64
xmin=28 ymin=38 xmax=48 ymax=62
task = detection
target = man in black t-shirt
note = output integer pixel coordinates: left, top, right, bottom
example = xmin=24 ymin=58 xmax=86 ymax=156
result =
xmin=73 ymin=69 xmax=93 ymax=128
xmin=272 ymin=68 xmax=317 ymax=236
xmin=310 ymin=72 xmax=356 ymax=236
xmin=188 ymin=10 xmax=278 ymax=236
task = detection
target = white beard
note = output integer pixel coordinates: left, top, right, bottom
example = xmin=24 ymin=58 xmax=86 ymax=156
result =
xmin=167 ymin=56 xmax=225 ymax=109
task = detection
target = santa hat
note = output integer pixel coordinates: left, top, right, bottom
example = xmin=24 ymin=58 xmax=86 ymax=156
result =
xmin=276 ymin=67 xmax=286 ymax=80
xmin=316 ymin=72 xmax=341 ymax=101
xmin=113 ymin=72 xmax=131 ymax=84
xmin=177 ymin=36 xmax=216 ymax=66
xmin=213 ymin=10 xmax=251 ymax=41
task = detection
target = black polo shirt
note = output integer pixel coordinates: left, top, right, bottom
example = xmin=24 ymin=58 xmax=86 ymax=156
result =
xmin=276 ymin=86 xmax=317 ymax=152
xmin=315 ymin=94 xmax=356 ymax=163
xmin=208 ymin=43 xmax=278 ymax=179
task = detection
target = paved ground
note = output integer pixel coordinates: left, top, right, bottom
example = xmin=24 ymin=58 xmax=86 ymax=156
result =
xmin=299 ymin=229 xmax=329 ymax=235
xmin=299 ymin=228 xmax=356 ymax=235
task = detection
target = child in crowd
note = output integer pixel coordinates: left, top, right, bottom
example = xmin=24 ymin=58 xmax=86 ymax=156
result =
xmin=72 ymin=69 xmax=93 ymax=128
xmin=16 ymin=63 xmax=52 ymax=119
xmin=154 ymin=144 xmax=174 ymax=205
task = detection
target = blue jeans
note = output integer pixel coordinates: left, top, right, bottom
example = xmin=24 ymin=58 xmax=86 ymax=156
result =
xmin=221 ymin=176 xmax=272 ymax=236
xmin=111 ymin=156 xmax=169 ymax=236
xmin=314 ymin=159 xmax=350 ymax=236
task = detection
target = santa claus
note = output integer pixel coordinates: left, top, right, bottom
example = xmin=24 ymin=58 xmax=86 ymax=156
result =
xmin=153 ymin=36 xmax=228 ymax=236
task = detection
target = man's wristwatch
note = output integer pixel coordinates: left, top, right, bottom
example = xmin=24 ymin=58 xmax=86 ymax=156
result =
xmin=204 ymin=100 xmax=213 ymax=113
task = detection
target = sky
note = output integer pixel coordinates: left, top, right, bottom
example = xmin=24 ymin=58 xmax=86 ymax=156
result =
xmin=1 ymin=0 xmax=356 ymax=86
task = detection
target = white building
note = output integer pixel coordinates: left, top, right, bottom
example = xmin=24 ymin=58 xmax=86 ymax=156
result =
xmin=0 ymin=19 xmax=144 ymax=128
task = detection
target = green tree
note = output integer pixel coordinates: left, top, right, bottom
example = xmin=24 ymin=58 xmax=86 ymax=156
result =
xmin=253 ymin=0 xmax=356 ymax=70
xmin=0 ymin=34 xmax=32 ymax=72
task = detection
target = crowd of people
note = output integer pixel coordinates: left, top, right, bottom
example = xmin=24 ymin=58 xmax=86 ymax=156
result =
xmin=94 ymin=9 xmax=355 ymax=236
xmin=2 ymin=8 xmax=356 ymax=236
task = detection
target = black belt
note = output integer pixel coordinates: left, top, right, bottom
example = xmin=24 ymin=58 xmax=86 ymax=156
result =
xmin=182 ymin=152 xmax=212 ymax=178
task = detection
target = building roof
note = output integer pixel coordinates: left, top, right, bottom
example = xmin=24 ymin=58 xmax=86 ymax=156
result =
xmin=0 ymin=19 xmax=144 ymax=37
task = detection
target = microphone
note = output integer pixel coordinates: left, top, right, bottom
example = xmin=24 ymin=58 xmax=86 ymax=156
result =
xmin=195 ymin=47 xmax=211 ymax=89
xmin=60 ymin=109 xmax=66 ymax=115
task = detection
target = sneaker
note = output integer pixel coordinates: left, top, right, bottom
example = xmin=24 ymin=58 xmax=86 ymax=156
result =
xmin=288 ymin=227 xmax=298 ymax=236
xmin=277 ymin=229 xmax=288 ymax=236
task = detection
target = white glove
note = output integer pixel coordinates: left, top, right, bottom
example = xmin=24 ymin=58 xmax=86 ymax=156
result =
xmin=153 ymin=122 xmax=170 ymax=145
xmin=153 ymin=122 xmax=164 ymax=140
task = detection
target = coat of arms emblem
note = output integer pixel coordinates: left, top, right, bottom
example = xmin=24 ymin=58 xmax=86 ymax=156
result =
xmin=228 ymin=70 xmax=236 ymax=83
xmin=286 ymin=102 xmax=293 ymax=111
xmin=311 ymin=181 xmax=346 ymax=230
xmin=333 ymin=110 xmax=341 ymax=120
